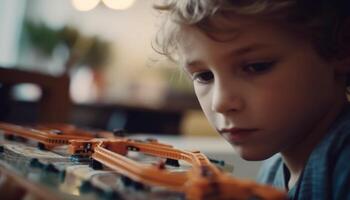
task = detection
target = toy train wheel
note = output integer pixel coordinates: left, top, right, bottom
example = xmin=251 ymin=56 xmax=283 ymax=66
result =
xmin=4 ymin=134 xmax=14 ymax=141
xmin=90 ymin=159 xmax=103 ymax=170
xmin=120 ymin=175 xmax=132 ymax=186
xmin=120 ymin=175 xmax=147 ymax=191
xmin=132 ymin=181 xmax=146 ymax=191
xmin=165 ymin=158 xmax=180 ymax=167
xmin=37 ymin=142 xmax=47 ymax=150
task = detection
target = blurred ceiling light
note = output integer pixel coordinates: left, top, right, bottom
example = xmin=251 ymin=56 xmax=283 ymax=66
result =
xmin=72 ymin=0 xmax=100 ymax=11
xmin=102 ymin=0 xmax=135 ymax=10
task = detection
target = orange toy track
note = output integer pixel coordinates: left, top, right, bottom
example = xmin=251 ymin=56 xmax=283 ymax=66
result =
xmin=0 ymin=122 xmax=287 ymax=200
xmin=69 ymin=139 xmax=287 ymax=200
xmin=0 ymin=122 xmax=94 ymax=149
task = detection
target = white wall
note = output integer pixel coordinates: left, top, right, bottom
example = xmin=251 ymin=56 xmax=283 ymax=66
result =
xmin=0 ymin=0 xmax=26 ymax=66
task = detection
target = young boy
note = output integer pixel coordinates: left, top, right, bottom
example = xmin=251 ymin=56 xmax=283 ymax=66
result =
xmin=154 ymin=0 xmax=350 ymax=199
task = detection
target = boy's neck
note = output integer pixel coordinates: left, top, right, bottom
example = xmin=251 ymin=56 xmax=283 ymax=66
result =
xmin=281 ymin=97 xmax=347 ymax=189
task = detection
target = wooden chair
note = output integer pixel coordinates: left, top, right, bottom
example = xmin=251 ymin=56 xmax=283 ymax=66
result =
xmin=0 ymin=67 xmax=71 ymax=123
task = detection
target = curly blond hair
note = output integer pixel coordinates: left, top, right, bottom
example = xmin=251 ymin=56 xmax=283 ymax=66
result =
xmin=154 ymin=0 xmax=350 ymax=63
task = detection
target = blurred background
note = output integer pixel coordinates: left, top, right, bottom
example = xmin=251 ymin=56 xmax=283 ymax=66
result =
xmin=0 ymin=0 xmax=217 ymax=136
xmin=0 ymin=0 xmax=263 ymax=179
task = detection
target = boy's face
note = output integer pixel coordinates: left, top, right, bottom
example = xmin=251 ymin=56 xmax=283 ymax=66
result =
xmin=178 ymin=16 xmax=344 ymax=161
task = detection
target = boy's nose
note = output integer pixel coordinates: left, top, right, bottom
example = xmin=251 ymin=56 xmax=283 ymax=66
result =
xmin=211 ymin=81 xmax=244 ymax=114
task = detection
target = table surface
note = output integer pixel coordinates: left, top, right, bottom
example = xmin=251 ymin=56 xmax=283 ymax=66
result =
xmin=132 ymin=134 xmax=262 ymax=180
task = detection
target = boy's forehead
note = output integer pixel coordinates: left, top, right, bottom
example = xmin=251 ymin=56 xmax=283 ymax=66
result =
xmin=177 ymin=14 xmax=303 ymax=50
xmin=176 ymin=16 xmax=265 ymax=55
xmin=177 ymin=24 xmax=240 ymax=49
xmin=176 ymin=15 xmax=307 ymax=66
xmin=177 ymin=14 xmax=274 ymax=47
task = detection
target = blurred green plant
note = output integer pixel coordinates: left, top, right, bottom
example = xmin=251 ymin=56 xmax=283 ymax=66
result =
xmin=23 ymin=20 xmax=110 ymax=72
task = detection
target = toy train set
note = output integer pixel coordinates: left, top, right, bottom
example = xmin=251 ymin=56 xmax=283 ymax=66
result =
xmin=0 ymin=122 xmax=287 ymax=200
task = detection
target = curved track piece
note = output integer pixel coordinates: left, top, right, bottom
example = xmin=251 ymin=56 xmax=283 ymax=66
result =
xmin=0 ymin=122 xmax=287 ymax=200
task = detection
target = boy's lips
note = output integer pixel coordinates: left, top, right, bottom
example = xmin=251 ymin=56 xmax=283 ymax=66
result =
xmin=218 ymin=128 xmax=259 ymax=143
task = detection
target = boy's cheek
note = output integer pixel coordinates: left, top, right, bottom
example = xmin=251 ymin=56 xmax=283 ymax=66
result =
xmin=198 ymin=105 xmax=223 ymax=133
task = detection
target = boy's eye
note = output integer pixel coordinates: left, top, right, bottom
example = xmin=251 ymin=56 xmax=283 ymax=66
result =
xmin=243 ymin=61 xmax=275 ymax=73
xmin=192 ymin=71 xmax=214 ymax=84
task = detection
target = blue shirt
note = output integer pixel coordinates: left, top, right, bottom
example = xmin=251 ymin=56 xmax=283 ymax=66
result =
xmin=257 ymin=105 xmax=350 ymax=200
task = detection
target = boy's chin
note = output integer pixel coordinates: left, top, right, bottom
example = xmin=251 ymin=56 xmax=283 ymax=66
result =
xmin=233 ymin=146 xmax=275 ymax=161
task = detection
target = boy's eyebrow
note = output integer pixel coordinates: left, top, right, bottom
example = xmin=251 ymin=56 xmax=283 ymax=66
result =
xmin=183 ymin=60 xmax=206 ymax=73
xmin=183 ymin=43 xmax=271 ymax=71
xmin=185 ymin=60 xmax=205 ymax=68
xmin=229 ymin=43 xmax=271 ymax=56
